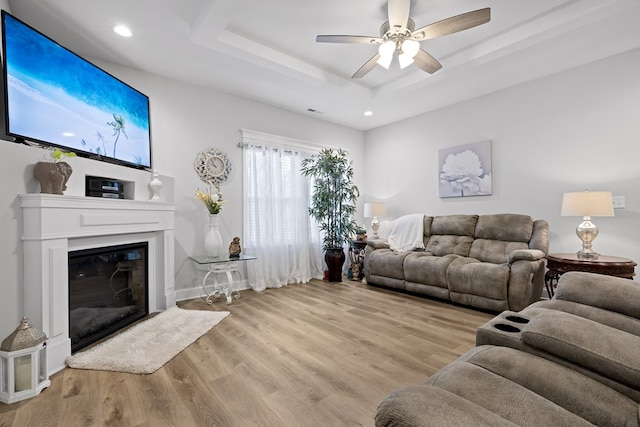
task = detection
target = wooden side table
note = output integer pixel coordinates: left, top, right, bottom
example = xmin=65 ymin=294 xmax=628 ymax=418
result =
xmin=349 ymin=239 xmax=367 ymax=280
xmin=545 ymin=253 xmax=636 ymax=297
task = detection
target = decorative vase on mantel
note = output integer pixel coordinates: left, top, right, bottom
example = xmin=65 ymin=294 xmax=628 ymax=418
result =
xmin=204 ymin=214 xmax=224 ymax=257
xmin=33 ymin=161 xmax=73 ymax=195
xmin=149 ymin=169 xmax=163 ymax=201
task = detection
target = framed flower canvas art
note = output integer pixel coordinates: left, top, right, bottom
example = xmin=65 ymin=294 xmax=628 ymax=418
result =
xmin=438 ymin=140 xmax=492 ymax=198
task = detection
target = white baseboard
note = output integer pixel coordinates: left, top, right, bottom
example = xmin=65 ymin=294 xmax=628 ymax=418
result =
xmin=175 ymin=280 xmax=250 ymax=302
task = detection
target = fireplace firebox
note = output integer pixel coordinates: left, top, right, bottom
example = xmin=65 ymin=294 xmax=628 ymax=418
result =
xmin=68 ymin=242 xmax=149 ymax=352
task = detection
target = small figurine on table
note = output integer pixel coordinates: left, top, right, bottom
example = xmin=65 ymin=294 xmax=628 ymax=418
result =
xmin=229 ymin=236 xmax=241 ymax=258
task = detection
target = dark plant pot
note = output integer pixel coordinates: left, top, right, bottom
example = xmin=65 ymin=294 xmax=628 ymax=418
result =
xmin=324 ymin=248 xmax=346 ymax=282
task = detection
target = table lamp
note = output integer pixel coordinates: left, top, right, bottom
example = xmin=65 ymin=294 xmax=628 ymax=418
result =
xmin=560 ymin=191 xmax=614 ymax=259
xmin=364 ymin=202 xmax=386 ymax=238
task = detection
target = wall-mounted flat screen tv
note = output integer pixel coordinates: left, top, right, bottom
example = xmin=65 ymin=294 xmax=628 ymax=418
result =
xmin=1 ymin=10 xmax=151 ymax=170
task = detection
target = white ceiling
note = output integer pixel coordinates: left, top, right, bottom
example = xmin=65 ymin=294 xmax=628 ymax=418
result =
xmin=7 ymin=0 xmax=640 ymax=130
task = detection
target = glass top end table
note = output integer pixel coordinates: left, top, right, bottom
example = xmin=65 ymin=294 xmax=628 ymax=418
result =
xmin=189 ymin=254 xmax=256 ymax=264
xmin=188 ymin=254 xmax=256 ymax=304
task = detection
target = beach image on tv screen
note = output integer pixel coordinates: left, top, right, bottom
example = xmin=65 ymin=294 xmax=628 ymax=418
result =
xmin=3 ymin=13 xmax=151 ymax=168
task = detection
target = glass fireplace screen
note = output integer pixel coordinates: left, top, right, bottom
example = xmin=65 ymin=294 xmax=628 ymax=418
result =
xmin=68 ymin=242 xmax=149 ymax=352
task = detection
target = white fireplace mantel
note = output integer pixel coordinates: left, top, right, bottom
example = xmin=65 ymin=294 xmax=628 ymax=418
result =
xmin=20 ymin=194 xmax=176 ymax=375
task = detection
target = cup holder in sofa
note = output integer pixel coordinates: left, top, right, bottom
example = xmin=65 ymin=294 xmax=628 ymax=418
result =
xmin=505 ymin=315 xmax=530 ymax=324
xmin=493 ymin=323 xmax=521 ymax=333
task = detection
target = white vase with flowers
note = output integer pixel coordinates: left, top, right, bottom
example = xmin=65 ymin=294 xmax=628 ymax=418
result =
xmin=196 ymin=184 xmax=226 ymax=257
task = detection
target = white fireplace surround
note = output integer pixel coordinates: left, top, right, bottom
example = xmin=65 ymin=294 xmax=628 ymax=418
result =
xmin=20 ymin=194 xmax=176 ymax=375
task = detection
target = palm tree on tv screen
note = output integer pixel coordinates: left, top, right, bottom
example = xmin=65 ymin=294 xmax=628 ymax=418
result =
xmin=107 ymin=113 xmax=128 ymax=158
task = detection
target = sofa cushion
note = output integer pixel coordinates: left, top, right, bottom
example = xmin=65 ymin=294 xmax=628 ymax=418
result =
xmin=366 ymin=249 xmax=409 ymax=280
xmin=375 ymin=384 xmax=517 ymax=427
xmin=430 ymin=214 xmax=478 ymax=236
xmin=454 ymin=346 xmax=640 ymax=427
xmin=425 ymin=235 xmax=474 ymax=257
xmin=469 ymin=239 xmax=529 ymax=264
xmin=404 ymin=253 xmax=456 ymax=288
xmin=474 ymin=214 xmax=533 ymax=242
xmin=555 ymin=271 xmax=640 ymax=320
xmin=426 ymin=350 xmax=599 ymax=426
xmin=523 ymin=300 xmax=640 ymax=338
xmin=522 ymin=310 xmax=640 ymax=390
xmin=468 ymin=214 xmax=534 ymax=263
xmin=446 ymin=258 xmax=510 ymax=300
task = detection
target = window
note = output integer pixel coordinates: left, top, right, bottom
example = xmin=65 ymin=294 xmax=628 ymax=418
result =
xmin=241 ymin=130 xmax=323 ymax=290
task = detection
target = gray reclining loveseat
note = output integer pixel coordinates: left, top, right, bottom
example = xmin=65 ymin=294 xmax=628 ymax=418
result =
xmin=376 ymin=272 xmax=640 ymax=426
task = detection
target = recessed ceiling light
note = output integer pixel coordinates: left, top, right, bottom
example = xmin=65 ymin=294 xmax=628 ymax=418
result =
xmin=364 ymin=110 xmax=373 ymax=116
xmin=113 ymin=25 xmax=132 ymax=37
xmin=62 ymin=132 xmax=75 ymax=137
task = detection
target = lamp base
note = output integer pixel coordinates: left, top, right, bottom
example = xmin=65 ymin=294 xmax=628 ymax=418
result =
xmin=371 ymin=216 xmax=380 ymax=239
xmin=577 ymin=250 xmax=599 ymax=260
xmin=576 ymin=216 xmax=600 ymax=260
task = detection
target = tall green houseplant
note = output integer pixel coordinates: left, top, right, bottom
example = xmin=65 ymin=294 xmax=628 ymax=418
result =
xmin=301 ymin=148 xmax=359 ymax=282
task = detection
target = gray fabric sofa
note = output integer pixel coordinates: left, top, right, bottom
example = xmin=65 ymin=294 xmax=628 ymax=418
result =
xmin=375 ymin=272 xmax=640 ymax=426
xmin=364 ymin=213 xmax=549 ymax=312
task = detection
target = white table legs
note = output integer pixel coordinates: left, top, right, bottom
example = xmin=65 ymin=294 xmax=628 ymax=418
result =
xmin=201 ymin=261 xmax=241 ymax=304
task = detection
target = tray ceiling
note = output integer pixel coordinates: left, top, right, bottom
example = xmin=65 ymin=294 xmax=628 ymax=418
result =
xmin=8 ymin=0 xmax=640 ymax=130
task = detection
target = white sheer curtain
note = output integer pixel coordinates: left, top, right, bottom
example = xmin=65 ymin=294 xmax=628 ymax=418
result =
xmin=241 ymin=130 xmax=324 ymax=291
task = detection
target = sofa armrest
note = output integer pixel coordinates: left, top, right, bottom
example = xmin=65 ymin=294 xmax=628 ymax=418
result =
xmin=367 ymin=239 xmax=390 ymax=250
xmin=507 ymin=249 xmax=546 ymax=264
xmin=555 ymin=271 xmax=640 ymax=320
xmin=507 ymin=258 xmax=546 ymax=311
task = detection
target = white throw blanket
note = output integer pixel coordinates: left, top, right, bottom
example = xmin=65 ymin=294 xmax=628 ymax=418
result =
xmin=388 ymin=214 xmax=425 ymax=252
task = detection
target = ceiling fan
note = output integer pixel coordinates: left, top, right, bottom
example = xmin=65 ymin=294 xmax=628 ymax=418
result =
xmin=316 ymin=0 xmax=490 ymax=78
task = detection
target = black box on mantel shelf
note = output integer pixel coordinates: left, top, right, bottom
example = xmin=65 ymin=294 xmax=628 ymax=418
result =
xmin=85 ymin=175 xmax=125 ymax=199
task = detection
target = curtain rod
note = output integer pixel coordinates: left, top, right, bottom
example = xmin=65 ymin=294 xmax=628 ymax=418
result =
xmin=237 ymin=128 xmax=347 ymax=154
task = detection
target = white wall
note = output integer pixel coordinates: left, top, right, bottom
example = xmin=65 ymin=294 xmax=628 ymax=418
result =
xmin=0 ymin=55 xmax=364 ymax=339
xmin=364 ymin=48 xmax=640 ymax=265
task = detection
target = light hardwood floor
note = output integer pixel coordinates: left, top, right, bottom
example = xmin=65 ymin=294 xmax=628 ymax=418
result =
xmin=0 ymin=279 xmax=493 ymax=427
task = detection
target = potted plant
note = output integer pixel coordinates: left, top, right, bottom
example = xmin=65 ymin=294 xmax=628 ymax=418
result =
xmin=354 ymin=224 xmax=367 ymax=241
xmin=33 ymin=148 xmax=76 ymax=195
xmin=301 ymin=148 xmax=359 ymax=282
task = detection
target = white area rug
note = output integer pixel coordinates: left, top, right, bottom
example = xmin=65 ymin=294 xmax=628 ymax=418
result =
xmin=65 ymin=306 xmax=229 ymax=374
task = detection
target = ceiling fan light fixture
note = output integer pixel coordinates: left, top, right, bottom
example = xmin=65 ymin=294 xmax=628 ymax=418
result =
xmin=376 ymin=53 xmax=393 ymax=69
xmin=315 ymin=1 xmax=491 ymax=79
xmin=378 ymin=40 xmax=395 ymax=57
xmin=377 ymin=40 xmax=395 ymax=69
xmin=398 ymin=52 xmax=414 ymax=69
xmin=401 ymin=39 xmax=420 ymax=58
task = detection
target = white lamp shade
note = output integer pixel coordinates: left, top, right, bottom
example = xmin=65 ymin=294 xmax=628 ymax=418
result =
xmin=377 ymin=41 xmax=395 ymax=69
xmin=561 ymin=191 xmax=614 ymax=217
xmin=401 ymin=39 xmax=420 ymax=58
xmin=376 ymin=54 xmax=393 ymax=69
xmin=364 ymin=202 xmax=386 ymax=218
xmin=378 ymin=40 xmax=395 ymax=57
xmin=398 ymin=52 xmax=414 ymax=69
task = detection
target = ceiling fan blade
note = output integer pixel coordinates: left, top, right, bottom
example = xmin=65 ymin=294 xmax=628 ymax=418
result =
xmin=316 ymin=35 xmax=382 ymax=44
xmin=411 ymin=8 xmax=490 ymax=41
xmin=388 ymin=0 xmax=411 ymax=32
xmin=352 ymin=54 xmax=381 ymax=78
xmin=413 ymin=49 xmax=442 ymax=74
